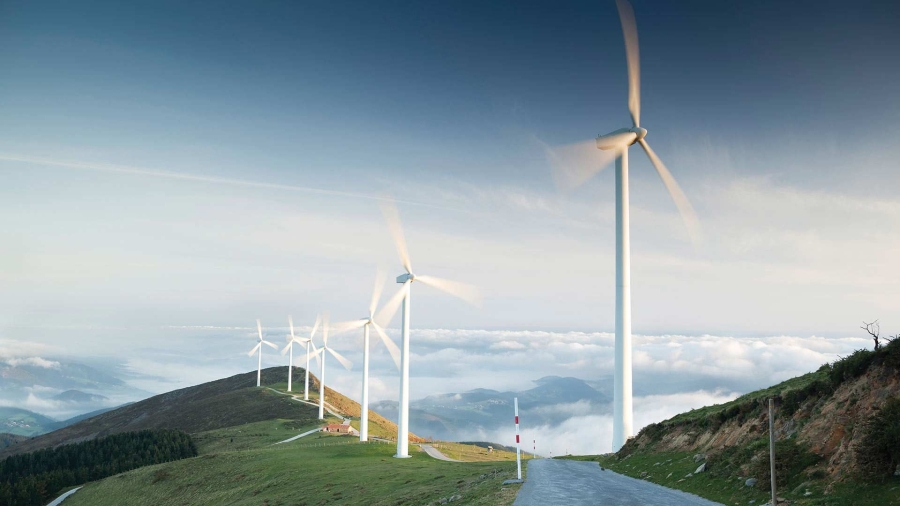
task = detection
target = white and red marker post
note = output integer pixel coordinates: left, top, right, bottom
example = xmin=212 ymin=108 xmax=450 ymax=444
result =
xmin=514 ymin=397 xmax=522 ymax=480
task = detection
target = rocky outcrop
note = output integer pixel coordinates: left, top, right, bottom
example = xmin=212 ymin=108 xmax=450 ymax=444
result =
xmin=623 ymin=365 xmax=900 ymax=481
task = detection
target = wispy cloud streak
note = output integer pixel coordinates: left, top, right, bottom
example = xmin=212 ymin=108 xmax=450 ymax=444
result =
xmin=0 ymin=154 xmax=445 ymax=210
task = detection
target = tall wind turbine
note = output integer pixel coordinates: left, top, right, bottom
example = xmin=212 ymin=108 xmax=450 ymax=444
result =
xmin=546 ymin=0 xmax=700 ymax=452
xmin=248 ymin=319 xmax=278 ymax=388
xmin=380 ymin=202 xmax=481 ymax=458
xmin=281 ymin=315 xmax=318 ymax=393
xmin=308 ymin=313 xmax=353 ymax=420
xmin=334 ymin=270 xmax=402 ymax=442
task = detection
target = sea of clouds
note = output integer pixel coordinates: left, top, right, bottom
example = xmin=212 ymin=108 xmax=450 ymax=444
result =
xmin=0 ymin=327 xmax=872 ymax=452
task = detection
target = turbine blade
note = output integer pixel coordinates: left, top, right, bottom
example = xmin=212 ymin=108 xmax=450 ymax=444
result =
xmin=332 ymin=319 xmax=366 ymax=335
xmin=262 ymin=340 xmax=279 ymax=350
xmin=616 ymin=0 xmax=641 ymax=127
xmin=281 ymin=342 xmax=292 ymax=356
xmin=542 ymin=139 xmax=621 ymax=191
xmin=372 ymin=323 xmax=402 ymax=371
xmin=416 ymin=275 xmax=482 ymax=307
xmin=288 ymin=315 xmax=295 ymax=339
xmin=310 ymin=314 xmax=321 ymax=339
xmin=257 ymin=319 xmax=263 ymax=341
xmin=638 ymin=139 xmax=702 ymax=245
xmin=310 ymin=342 xmax=322 ymax=369
xmin=327 ymin=347 xmax=353 ymax=370
xmin=369 ymin=267 xmax=387 ymax=317
xmin=375 ymin=281 xmax=410 ymax=328
xmin=380 ymin=201 xmax=412 ymax=274
xmin=322 ymin=312 xmax=330 ymax=346
xmin=247 ymin=343 xmax=261 ymax=357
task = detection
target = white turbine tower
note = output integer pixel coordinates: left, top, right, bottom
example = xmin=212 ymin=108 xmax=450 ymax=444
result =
xmin=379 ymin=202 xmax=481 ymax=458
xmin=308 ymin=313 xmax=353 ymax=420
xmin=248 ymin=319 xmax=278 ymax=388
xmin=334 ymin=270 xmax=402 ymax=442
xmin=281 ymin=315 xmax=317 ymax=393
xmin=546 ymin=0 xmax=700 ymax=452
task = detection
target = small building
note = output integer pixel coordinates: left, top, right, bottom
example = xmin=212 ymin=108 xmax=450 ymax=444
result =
xmin=322 ymin=423 xmax=354 ymax=434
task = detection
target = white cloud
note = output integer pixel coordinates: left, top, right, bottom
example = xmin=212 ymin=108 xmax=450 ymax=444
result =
xmin=458 ymin=389 xmax=740 ymax=456
xmin=5 ymin=357 xmax=61 ymax=369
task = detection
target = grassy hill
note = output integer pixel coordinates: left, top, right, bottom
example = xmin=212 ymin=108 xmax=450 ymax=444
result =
xmin=64 ymin=427 xmax=520 ymax=506
xmin=571 ymin=338 xmax=900 ymax=506
xmin=7 ymin=367 xmax=521 ymax=505
xmin=0 ymin=367 xmax=318 ymax=457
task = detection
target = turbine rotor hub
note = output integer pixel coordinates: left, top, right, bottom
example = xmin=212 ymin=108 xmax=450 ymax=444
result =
xmin=631 ymin=127 xmax=647 ymax=142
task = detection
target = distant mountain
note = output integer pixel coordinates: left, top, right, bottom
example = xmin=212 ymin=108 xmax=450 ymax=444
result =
xmin=372 ymin=376 xmax=611 ymax=441
xmin=0 ymin=357 xmax=151 ymax=421
xmin=0 ymin=407 xmax=60 ymax=436
xmin=0 ymin=360 xmax=124 ymax=391
xmin=52 ymin=389 xmax=109 ymax=403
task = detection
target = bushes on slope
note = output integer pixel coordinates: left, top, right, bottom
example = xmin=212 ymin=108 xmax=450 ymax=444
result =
xmin=855 ymin=397 xmax=900 ymax=482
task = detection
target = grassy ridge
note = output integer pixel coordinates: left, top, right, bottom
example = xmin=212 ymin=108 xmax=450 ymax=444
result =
xmin=65 ymin=424 xmax=521 ymax=505
xmin=0 ymin=368 xmax=318 ymax=458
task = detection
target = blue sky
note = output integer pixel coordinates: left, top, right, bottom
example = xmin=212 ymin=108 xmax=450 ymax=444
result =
xmin=2 ymin=0 xmax=900 ymax=427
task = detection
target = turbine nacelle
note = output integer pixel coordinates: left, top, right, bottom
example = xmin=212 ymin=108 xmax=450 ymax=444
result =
xmin=396 ymin=273 xmax=415 ymax=283
xmin=596 ymin=127 xmax=647 ymax=150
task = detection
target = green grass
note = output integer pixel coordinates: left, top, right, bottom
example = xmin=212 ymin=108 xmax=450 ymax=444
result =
xmin=429 ymin=442 xmax=531 ymax=463
xmin=65 ymin=440 xmax=520 ymax=506
xmin=266 ymin=382 xmax=412 ymax=442
xmin=193 ymin=418 xmax=340 ymax=454
xmin=569 ymin=451 xmax=900 ymax=506
xmin=64 ymin=414 xmax=522 ymax=506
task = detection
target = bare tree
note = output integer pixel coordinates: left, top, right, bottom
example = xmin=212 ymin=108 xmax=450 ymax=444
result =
xmin=862 ymin=320 xmax=882 ymax=350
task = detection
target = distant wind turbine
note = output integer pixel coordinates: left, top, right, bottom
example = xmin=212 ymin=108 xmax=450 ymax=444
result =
xmin=380 ymin=202 xmax=481 ymax=457
xmin=545 ymin=0 xmax=700 ymax=452
xmin=307 ymin=313 xmax=353 ymax=420
xmin=334 ymin=269 xmax=402 ymax=442
xmin=248 ymin=319 xmax=278 ymax=388
xmin=281 ymin=315 xmax=318 ymax=394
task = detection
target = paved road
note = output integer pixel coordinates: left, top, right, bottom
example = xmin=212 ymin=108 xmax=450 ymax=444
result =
xmin=274 ymin=427 xmax=321 ymax=445
xmin=514 ymin=459 xmax=722 ymax=506
xmin=419 ymin=444 xmax=461 ymax=462
xmin=46 ymin=487 xmax=81 ymax=506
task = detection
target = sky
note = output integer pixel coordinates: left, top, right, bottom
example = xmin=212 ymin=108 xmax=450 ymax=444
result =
xmin=1 ymin=0 xmax=899 ymax=448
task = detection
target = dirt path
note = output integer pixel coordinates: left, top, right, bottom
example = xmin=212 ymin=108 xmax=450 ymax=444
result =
xmin=264 ymin=387 xmax=344 ymax=418
xmin=273 ymin=427 xmax=322 ymax=445
xmin=419 ymin=444 xmax=461 ymax=462
xmin=514 ymin=459 xmax=722 ymax=506
xmin=46 ymin=486 xmax=82 ymax=506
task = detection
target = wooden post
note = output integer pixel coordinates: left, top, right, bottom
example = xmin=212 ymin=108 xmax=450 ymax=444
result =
xmin=769 ymin=398 xmax=777 ymax=506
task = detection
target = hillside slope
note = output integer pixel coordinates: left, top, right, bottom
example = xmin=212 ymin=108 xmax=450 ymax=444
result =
xmin=594 ymin=338 xmax=900 ymax=505
xmin=2 ymin=366 xmax=420 ymax=457
xmin=0 ymin=367 xmax=315 ymax=457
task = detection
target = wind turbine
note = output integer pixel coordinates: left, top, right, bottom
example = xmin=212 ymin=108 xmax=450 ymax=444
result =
xmin=333 ymin=270 xmax=402 ymax=442
xmin=307 ymin=313 xmax=353 ymax=420
xmin=281 ymin=315 xmax=319 ymax=394
xmin=248 ymin=319 xmax=278 ymax=388
xmin=379 ymin=202 xmax=481 ymax=458
xmin=545 ymin=0 xmax=700 ymax=452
